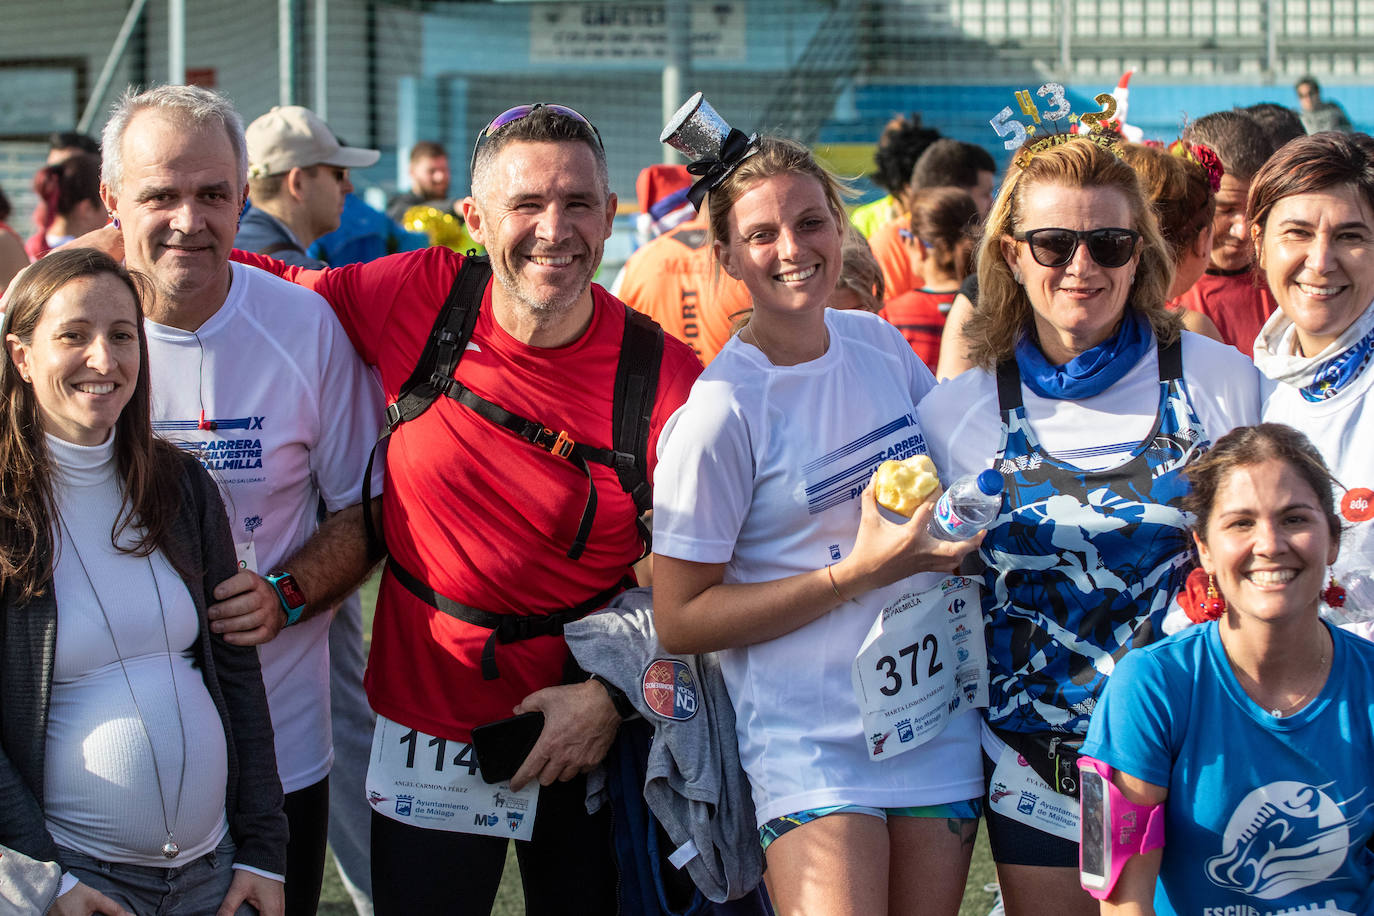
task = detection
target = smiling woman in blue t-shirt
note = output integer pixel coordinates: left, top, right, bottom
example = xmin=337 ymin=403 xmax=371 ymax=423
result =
xmin=1081 ymin=423 xmax=1374 ymax=915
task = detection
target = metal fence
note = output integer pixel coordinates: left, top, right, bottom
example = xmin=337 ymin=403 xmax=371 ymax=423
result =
xmin=2 ymin=0 xmax=1372 ymax=231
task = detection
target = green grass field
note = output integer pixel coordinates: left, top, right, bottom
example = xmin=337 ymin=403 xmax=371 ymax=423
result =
xmin=314 ymin=573 xmax=1001 ymax=915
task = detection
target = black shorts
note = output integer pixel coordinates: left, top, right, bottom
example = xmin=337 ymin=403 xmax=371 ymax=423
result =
xmin=982 ymin=751 xmax=1080 ymax=868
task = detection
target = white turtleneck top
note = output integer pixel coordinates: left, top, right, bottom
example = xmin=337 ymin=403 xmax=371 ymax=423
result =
xmin=43 ymin=432 xmax=229 ymax=866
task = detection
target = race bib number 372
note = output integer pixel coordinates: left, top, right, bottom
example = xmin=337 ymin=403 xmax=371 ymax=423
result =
xmin=852 ymin=576 xmax=989 ymax=760
xmin=365 ymin=715 xmax=539 ymax=840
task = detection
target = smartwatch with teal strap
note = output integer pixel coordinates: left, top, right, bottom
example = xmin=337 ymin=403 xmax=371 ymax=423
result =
xmin=265 ymin=571 xmax=307 ymax=627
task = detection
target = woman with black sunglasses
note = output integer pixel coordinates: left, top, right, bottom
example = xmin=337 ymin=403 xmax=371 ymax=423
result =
xmin=914 ymin=136 xmax=1260 ymax=914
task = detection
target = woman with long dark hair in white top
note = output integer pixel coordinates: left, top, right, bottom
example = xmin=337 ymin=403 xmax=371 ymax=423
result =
xmin=0 ymin=248 xmax=287 ymax=916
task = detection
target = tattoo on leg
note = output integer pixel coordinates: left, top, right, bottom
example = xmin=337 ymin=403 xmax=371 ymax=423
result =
xmin=947 ymin=817 xmax=979 ymax=851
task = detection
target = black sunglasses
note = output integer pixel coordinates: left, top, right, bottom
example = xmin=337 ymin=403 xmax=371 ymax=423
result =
xmin=469 ymin=103 xmax=604 ymax=176
xmin=1012 ymin=227 xmax=1141 ymax=269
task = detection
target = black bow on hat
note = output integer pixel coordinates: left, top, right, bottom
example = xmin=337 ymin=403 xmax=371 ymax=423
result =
xmin=660 ymin=93 xmax=759 ymax=210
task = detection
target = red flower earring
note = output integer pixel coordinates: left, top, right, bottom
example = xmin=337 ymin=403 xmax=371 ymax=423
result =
xmin=1322 ymin=575 xmax=1346 ymax=608
xmin=1181 ymin=567 xmax=1226 ymax=624
xmin=1199 ymin=573 xmax=1227 ymax=620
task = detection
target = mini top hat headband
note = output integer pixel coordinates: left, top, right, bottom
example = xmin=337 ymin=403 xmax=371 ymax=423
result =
xmin=661 ymin=93 xmax=760 ymax=210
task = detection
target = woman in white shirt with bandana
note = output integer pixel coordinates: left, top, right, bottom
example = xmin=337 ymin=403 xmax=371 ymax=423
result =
xmin=1253 ymin=131 xmax=1374 ymax=639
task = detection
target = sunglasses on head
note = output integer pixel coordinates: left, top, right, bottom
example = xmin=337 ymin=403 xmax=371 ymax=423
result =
xmin=469 ymin=103 xmax=604 ymax=176
xmin=1013 ymin=227 xmax=1141 ymax=269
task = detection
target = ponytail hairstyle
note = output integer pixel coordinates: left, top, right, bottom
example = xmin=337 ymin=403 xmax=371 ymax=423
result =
xmin=907 ymin=186 xmax=978 ymax=281
xmin=30 ymin=152 xmax=101 ymax=233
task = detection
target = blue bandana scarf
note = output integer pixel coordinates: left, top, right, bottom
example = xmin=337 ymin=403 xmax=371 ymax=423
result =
xmin=1301 ymin=319 xmax=1374 ymax=402
xmin=1015 ymin=311 xmax=1153 ymax=401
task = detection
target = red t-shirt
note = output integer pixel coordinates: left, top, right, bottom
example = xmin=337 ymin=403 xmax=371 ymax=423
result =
xmin=617 ymin=217 xmax=752 ymax=365
xmin=24 ymin=230 xmax=52 ymax=261
xmin=1172 ymin=267 xmax=1276 ymax=359
xmin=880 ymin=287 xmax=956 ymax=372
xmin=235 ymin=246 xmax=702 ymax=739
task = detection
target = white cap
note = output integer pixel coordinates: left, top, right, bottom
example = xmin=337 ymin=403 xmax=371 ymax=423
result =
xmin=246 ymin=105 xmax=379 ymax=178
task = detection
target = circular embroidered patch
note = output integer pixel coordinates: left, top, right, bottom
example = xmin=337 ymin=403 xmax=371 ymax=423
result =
xmin=641 ymin=658 xmax=699 ymax=721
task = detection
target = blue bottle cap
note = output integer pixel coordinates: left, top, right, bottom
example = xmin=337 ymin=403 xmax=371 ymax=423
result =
xmin=976 ymin=469 xmax=1004 ymax=496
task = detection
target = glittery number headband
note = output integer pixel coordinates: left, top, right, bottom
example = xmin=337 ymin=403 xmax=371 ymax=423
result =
xmin=990 ymin=84 xmax=1122 ymax=167
xmin=661 ymin=92 xmax=760 ymax=210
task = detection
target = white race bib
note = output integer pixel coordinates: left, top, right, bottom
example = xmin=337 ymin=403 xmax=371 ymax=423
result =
xmin=987 ymin=738 xmax=1079 ymax=841
xmin=234 ymin=540 xmax=259 ymax=574
xmin=853 ymin=576 xmax=988 ymax=760
xmin=365 ymin=715 xmax=539 ymax=840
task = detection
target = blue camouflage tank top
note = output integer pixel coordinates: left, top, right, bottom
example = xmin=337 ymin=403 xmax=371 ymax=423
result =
xmin=981 ymin=339 xmax=1207 ymax=736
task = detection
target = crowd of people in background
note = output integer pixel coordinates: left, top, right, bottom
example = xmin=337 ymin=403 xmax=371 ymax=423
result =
xmin=0 ymin=69 xmax=1371 ymax=916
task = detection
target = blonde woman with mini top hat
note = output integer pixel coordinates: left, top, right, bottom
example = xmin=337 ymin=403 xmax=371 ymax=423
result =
xmin=0 ymin=248 xmax=287 ymax=916
xmin=653 ymin=97 xmax=985 ymax=916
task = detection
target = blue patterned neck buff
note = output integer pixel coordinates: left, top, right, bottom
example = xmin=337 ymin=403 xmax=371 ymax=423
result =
xmin=1015 ymin=310 xmax=1152 ymax=400
xmin=1254 ymin=300 xmax=1374 ymax=398
xmin=1300 ymin=319 xmax=1374 ymax=402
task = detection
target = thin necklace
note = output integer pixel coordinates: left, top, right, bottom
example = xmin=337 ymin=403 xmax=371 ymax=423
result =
xmin=1228 ymin=631 xmax=1329 ymax=719
xmin=742 ymin=321 xmax=829 ymax=366
xmin=56 ymin=515 xmax=188 ymax=858
xmin=1267 ymin=649 xmax=1327 ymax=718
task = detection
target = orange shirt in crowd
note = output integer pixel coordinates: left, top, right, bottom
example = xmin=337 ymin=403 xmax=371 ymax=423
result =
xmin=868 ymin=218 xmax=923 ymax=301
xmin=617 ymin=216 xmax=753 ymax=364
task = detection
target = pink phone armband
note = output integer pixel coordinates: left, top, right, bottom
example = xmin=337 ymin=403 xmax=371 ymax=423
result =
xmin=1076 ymin=755 xmax=1165 ymax=900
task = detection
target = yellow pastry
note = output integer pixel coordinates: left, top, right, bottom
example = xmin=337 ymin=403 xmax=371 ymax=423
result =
xmin=872 ymin=455 xmax=939 ymax=518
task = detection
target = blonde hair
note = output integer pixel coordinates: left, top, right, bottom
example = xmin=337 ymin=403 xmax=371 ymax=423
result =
xmin=705 ymin=136 xmax=849 ymax=251
xmin=965 ymin=137 xmax=1179 ymax=369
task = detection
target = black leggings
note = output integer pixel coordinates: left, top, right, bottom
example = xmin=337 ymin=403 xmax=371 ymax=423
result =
xmin=370 ymin=774 xmax=617 ymax=916
xmin=282 ymin=776 xmax=330 ymax=916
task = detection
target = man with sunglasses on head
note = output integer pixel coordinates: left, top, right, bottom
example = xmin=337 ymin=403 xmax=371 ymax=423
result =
xmin=234 ymin=102 xmax=702 ymax=914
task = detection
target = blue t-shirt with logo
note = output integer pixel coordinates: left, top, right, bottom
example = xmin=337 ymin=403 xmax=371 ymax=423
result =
xmin=1082 ymin=621 xmax=1374 ymax=915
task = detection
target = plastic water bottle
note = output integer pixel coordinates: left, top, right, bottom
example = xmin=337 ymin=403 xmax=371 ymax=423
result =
xmin=928 ymin=469 xmax=1004 ymax=541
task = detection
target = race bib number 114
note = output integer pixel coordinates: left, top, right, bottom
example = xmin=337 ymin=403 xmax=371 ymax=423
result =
xmin=365 ymin=715 xmax=539 ymax=840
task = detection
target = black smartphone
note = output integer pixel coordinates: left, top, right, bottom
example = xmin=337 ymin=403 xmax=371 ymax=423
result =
xmin=470 ymin=711 xmax=545 ymax=784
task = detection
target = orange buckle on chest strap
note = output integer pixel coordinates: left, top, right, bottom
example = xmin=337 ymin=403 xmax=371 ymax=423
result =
xmin=545 ymin=428 xmax=575 ymax=458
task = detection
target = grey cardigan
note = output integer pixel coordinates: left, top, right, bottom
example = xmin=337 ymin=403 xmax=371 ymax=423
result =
xmin=0 ymin=448 xmax=289 ymax=876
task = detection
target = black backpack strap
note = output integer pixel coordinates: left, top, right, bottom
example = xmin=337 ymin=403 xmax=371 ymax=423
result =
xmin=429 ymin=306 xmax=664 ymax=561
xmin=1157 ymin=335 xmax=1183 ymax=382
xmin=611 ymin=307 xmax=663 ymax=556
xmin=444 ymin=385 xmax=601 ymax=560
xmin=387 ymin=255 xmax=492 ymax=432
xmin=995 ymin=358 xmax=1024 ymax=412
xmin=386 ymin=556 xmax=631 ymax=679
xmin=362 ymin=256 xmax=493 ymax=552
